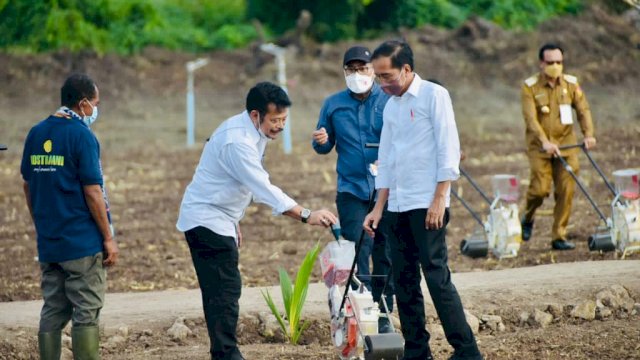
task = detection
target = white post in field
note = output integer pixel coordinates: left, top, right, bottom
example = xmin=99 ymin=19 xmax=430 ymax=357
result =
xmin=260 ymin=43 xmax=292 ymax=154
xmin=185 ymin=58 xmax=209 ymax=147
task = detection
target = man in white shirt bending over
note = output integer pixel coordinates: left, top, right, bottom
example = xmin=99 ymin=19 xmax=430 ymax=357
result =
xmin=364 ymin=41 xmax=482 ymax=360
xmin=177 ymin=82 xmax=337 ymax=360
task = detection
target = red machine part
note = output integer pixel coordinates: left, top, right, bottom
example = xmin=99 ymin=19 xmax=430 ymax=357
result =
xmin=340 ymin=302 xmax=359 ymax=358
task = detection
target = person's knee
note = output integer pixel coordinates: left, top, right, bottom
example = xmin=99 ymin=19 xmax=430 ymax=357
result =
xmin=528 ymin=168 xmax=552 ymax=196
xmin=527 ymin=178 xmax=551 ymax=198
xmin=40 ymin=311 xmax=72 ymax=332
xmin=65 ymin=280 xmax=105 ymax=327
xmin=424 ymin=266 xmax=453 ymax=290
xmin=72 ymin=308 xmax=101 ymax=327
xmin=39 ymin=289 xmax=74 ymax=332
xmin=212 ymin=262 xmax=242 ymax=301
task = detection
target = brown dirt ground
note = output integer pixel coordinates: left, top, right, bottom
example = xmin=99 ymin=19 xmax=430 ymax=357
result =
xmin=1 ymin=4 xmax=640 ymax=359
xmin=1 ymin=309 xmax=639 ymax=359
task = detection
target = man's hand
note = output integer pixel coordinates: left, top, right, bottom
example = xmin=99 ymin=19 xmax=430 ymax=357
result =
xmin=237 ymin=223 xmax=243 ymax=248
xmin=426 ymin=196 xmax=446 ymax=230
xmin=584 ymin=137 xmax=597 ymax=150
xmin=312 ymin=127 xmax=329 ymax=145
xmin=307 ymin=209 xmax=338 ymax=227
xmin=363 ymin=208 xmax=383 ymax=238
xmin=542 ymin=140 xmax=560 ymax=156
xmin=103 ymin=238 xmax=119 ymax=267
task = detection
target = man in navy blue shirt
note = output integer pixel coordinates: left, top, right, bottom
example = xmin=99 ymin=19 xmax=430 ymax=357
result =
xmin=312 ymin=46 xmax=394 ymax=332
xmin=21 ymin=74 xmax=118 ymax=360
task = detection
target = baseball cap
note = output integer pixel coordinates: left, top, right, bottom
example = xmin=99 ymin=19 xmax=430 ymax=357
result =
xmin=343 ymin=46 xmax=372 ymax=66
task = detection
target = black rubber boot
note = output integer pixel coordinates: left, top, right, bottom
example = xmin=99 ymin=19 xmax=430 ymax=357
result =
xmin=38 ymin=330 xmax=62 ymax=360
xmin=72 ymin=325 xmax=100 ymax=360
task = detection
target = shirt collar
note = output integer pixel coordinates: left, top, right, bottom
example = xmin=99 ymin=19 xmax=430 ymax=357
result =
xmin=54 ymin=106 xmax=89 ymax=128
xmin=404 ymin=73 xmax=422 ymax=98
xmin=540 ymin=72 xmax=563 ymax=88
xmin=242 ymin=110 xmax=269 ymax=142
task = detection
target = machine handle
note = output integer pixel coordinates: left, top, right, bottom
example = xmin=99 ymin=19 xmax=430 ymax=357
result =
xmin=579 ymin=146 xmax=618 ymax=197
xmin=365 ymin=143 xmax=379 ymax=148
xmin=554 ymin=155 xmax=609 ymax=225
xmin=538 ymin=143 xmax=583 ymax=154
xmin=540 ymin=143 xmax=618 ymax=198
xmin=338 ymin=187 xmax=378 ymax=315
xmin=558 ymin=143 xmax=584 ymax=151
xmin=0 ymin=144 xmax=7 ymax=151
xmin=459 ymin=167 xmax=493 ymax=205
xmin=451 ymin=188 xmax=485 ymax=228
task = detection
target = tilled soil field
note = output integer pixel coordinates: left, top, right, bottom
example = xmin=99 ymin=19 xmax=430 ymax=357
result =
xmin=1 ymin=4 xmax=640 ymax=359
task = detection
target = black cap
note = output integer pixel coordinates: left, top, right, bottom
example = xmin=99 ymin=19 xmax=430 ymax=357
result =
xmin=343 ymin=46 xmax=371 ymax=66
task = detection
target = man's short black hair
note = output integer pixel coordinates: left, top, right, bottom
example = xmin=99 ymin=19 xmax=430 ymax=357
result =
xmin=61 ymin=73 xmax=97 ymax=108
xmin=246 ymin=82 xmax=291 ymax=116
xmin=372 ymin=40 xmax=414 ymax=71
xmin=538 ymin=43 xmax=564 ymax=61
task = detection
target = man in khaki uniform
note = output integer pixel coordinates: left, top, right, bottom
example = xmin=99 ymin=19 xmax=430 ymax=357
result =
xmin=521 ymin=43 xmax=596 ymax=250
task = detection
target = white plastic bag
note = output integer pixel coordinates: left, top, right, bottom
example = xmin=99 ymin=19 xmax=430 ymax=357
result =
xmin=319 ymin=239 xmax=356 ymax=288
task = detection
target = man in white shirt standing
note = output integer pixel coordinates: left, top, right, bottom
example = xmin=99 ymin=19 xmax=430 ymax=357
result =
xmin=177 ymin=82 xmax=337 ymax=360
xmin=364 ymin=41 xmax=482 ymax=360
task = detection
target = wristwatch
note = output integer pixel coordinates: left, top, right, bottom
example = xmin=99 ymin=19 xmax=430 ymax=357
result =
xmin=300 ymin=208 xmax=311 ymax=223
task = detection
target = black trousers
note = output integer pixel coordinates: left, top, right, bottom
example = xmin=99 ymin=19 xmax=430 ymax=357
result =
xmin=387 ymin=209 xmax=482 ymax=360
xmin=185 ymin=226 xmax=244 ymax=360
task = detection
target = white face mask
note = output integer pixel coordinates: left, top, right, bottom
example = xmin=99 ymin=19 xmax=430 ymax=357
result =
xmin=345 ymin=72 xmax=374 ymax=94
xmin=82 ymin=100 xmax=99 ymax=126
xmin=255 ymin=114 xmax=272 ymax=141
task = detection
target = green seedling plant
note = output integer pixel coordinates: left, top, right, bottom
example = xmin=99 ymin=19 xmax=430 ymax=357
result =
xmin=261 ymin=242 xmax=320 ymax=344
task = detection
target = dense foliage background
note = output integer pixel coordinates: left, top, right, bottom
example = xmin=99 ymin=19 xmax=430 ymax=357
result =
xmin=0 ymin=0 xmax=590 ymax=54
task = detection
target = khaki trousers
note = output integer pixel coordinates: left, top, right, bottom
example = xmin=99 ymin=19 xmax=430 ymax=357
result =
xmin=524 ymin=154 xmax=579 ymax=240
xmin=39 ymin=253 xmax=106 ymax=332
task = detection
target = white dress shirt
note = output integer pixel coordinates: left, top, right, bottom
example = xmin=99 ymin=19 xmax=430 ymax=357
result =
xmin=176 ymin=111 xmax=297 ymax=240
xmin=376 ymin=74 xmax=461 ymax=212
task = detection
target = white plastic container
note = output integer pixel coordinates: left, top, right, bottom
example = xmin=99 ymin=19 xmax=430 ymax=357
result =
xmin=491 ymin=174 xmax=519 ymax=203
xmin=613 ymin=169 xmax=640 ymax=200
xmin=348 ymin=291 xmax=379 ymax=335
xmin=319 ymin=240 xmax=355 ymax=288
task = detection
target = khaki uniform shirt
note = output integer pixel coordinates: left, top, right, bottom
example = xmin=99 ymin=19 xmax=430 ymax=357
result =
xmin=521 ymin=73 xmax=594 ymax=157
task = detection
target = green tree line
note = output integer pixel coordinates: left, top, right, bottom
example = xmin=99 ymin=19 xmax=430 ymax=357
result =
xmin=0 ymin=0 xmax=584 ymax=54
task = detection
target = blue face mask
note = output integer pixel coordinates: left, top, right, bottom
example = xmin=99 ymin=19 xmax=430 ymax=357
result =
xmin=83 ymin=100 xmax=99 ymax=126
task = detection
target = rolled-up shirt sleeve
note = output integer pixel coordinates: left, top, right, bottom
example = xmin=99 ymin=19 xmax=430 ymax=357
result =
xmin=432 ymin=87 xmax=460 ymax=182
xmin=311 ymin=101 xmax=336 ymax=154
xmin=221 ymin=142 xmax=297 ymax=215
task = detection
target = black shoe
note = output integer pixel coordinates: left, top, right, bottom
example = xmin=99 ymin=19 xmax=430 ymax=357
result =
xmin=521 ymin=218 xmax=533 ymax=241
xmin=551 ymin=239 xmax=575 ymax=250
xmin=378 ymin=316 xmax=393 ymax=334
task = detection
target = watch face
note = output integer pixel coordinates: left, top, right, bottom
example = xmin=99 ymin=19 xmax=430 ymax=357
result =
xmin=301 ymin=208 xmax=311 ymax=221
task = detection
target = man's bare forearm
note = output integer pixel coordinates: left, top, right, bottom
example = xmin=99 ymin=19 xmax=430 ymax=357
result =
xmin=434 ymin=181 xmax=450 ymax=201
xmin=23 ymin=181 xmax=34 ymax=221
xmin=83 ymin=185 xmax=113 ymax=242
